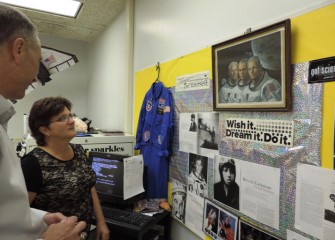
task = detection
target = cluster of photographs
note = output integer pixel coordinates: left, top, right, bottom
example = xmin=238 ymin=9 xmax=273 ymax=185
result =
xmin=202 ymin=198 xmax=281 ymax=240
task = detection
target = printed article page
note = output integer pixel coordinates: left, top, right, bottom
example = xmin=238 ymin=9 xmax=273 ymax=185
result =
xmin=179 ymin=113 xmax=198 ymax=154
xmin=123 ymin=155 xmax=145 ymax=200
xmin=185 ymin=192 xmax=206 ymax=239
xmin=240 ymin=160 xmax=280 ymax=230
xmin=295 ymin=164 xmax=335 ymax=240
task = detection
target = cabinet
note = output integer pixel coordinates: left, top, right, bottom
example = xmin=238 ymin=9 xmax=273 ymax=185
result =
xmin=24 ymin=133 xmax=134 ymax=156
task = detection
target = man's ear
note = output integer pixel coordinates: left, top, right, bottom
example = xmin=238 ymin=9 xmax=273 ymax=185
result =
xmin=11 ymin=38 xmax=25 ymax=63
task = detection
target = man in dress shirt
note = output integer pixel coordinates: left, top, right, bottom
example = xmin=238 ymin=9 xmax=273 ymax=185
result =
xmin=0 ymin=4 xmax=86 ymax=240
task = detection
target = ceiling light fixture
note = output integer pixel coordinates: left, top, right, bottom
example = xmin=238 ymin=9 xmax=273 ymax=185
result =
xmin=0 ymin=0 xmax=82 ymax=18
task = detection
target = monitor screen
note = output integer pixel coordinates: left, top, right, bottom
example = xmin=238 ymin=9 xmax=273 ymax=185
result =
xmin=89 ymin=151 xmax=145 ymax=206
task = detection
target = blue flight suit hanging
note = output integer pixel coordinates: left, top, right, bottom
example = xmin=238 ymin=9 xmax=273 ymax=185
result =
xmin=134 ymin=81 xmax=174 ymax=199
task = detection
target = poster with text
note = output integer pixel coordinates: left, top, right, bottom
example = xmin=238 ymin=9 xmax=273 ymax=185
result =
xmin=240 ymin=160 xmax=281 ymax=230
xmin=175 ymin=71 xmax=211 ymax=92
xmin=222 ymin=118 xmax=294 ymax=147
xmin=185 ymin=191 xmax=206 ymax=239
xmin=179 ymin=113 xmax=198 ymax=154
xmin=295 ymin=164 xmax=335 ymax=240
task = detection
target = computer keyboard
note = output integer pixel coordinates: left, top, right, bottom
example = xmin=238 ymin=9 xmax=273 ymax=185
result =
xmin=101 ymin=206 xmax=152 ymax=231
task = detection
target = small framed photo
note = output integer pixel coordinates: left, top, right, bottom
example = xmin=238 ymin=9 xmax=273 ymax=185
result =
xmin=203 ymin=198 xmax=238 ymax=240
xmin=212 ymin=19 xmax=291 ymax=111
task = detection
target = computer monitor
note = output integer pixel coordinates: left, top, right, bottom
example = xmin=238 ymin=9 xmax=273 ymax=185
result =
xmin=89 ymin=151 xmax=146 ymax=206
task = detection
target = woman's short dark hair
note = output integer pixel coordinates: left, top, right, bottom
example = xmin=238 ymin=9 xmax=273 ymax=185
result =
xmin=219 ymin=159 xmax=236 ymax=175
xmin=28 ymin=96 xmax=72 ymax=146
xmin=219 ymin=159 xmax=236 ymax=183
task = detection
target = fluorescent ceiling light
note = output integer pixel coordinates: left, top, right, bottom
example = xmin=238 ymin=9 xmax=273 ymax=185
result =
xmin=0 ymin=0 xmax=82 ymax=18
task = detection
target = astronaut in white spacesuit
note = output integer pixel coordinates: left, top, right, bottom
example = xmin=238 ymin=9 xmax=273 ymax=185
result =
xmin=188 ymin=157 xmax=208 ymax=197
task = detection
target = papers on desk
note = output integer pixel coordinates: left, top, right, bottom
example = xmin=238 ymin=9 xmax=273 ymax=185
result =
xmin=133 ymin=199 xmax=164 ymax=213
xmin=123 ymin=155 xmax=145 ymax=200
xmin=142 ymin=211 xmax=163 ymax=217
xmin=134 ymin=199 xmax=158 ymax=211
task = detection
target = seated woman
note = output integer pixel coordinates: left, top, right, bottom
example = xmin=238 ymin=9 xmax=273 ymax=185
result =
xmin=21 ymin=96 xmax=110 ymax=240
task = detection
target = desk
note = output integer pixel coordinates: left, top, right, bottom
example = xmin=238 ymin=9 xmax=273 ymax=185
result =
xmin=89 ymin=210 xmax=171 ymax=240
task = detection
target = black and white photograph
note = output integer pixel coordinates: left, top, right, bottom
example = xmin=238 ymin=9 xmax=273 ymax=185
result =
xmin=214 ymin=155 xmax=240 ymax=210
xmin=179 ymin=112 xmax=219 ymax=158
xmin=212 ymin=19 xmax=291 ymax=111
xmin=198 ymin=112 xmax=219 ymax=151
xmin=324 ymin=193 xmax=335 ymax=224
xmin=189 ymin=113 xmax=197 ymax=132
xmin=188 ymin=153 xmax=208 ymax=198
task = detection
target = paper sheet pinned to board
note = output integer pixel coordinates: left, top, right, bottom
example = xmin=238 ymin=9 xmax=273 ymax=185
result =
xmin=295 ymin=164 xmax=335 ymax=240
xmin=123 ymin=155 xmax=145 ymax=200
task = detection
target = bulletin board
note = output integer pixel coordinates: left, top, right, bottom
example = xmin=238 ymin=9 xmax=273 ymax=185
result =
xmin=133 ymin=3 xmax=335 ymax=240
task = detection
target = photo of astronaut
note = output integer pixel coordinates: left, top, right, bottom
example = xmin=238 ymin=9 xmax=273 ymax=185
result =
xmin=188 ymin=153 xmax=208 ymax=198
xmin=202 ymin=198 xmax=239 ymax=240
xmin=172 ymin=180 xmax=187 ymax=223
xmin=217 ymin=210 xmax=237 ymax=240
xmin=203 ymin=201 xmax=219 ymax=237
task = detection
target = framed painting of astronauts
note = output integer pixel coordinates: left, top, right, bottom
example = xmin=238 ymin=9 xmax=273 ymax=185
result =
xmin=212 ymin=19 xmax=291 ymax=111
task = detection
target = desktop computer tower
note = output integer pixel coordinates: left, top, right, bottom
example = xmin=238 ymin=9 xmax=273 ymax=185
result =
xmin=142 ymin=229 xmax=160 ymax=240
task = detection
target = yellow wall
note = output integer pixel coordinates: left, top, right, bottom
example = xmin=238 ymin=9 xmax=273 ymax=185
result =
xmin=133 ymin=48 xmax=212 ymax=135
xmin=291 ymin=4 xmax=335 ymax=169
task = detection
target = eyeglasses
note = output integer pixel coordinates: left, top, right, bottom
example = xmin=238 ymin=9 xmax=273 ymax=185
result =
xmin=49 ymin=113 xmax=75 ymax=124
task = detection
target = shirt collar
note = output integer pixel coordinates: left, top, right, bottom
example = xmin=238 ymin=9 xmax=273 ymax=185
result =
xmin=0 ymin=95 xmax=16 ymax=128
xmin=150 ymin=81 xmax=163 ymax=99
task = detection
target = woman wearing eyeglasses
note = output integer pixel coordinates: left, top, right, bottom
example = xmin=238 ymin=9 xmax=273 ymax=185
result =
xmin=21 ymin=96 xmax=110 ymax=240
